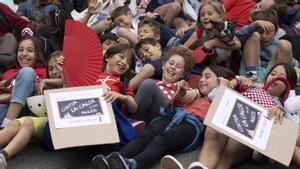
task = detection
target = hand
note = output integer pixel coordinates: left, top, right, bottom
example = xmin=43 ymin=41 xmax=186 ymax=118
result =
xmin=237 ymin=76 xmax=253 ymax=88
xmin=117 ymin=37 xmax=130 ymax=45
xmin=176 ymin=27 xmax=188 ymax=37
xmin=267 ymin=107 xmax=284 ymax=124
xmin=56 ymin=55 xmax=65 ymax=66
xmin=87 ymin=0 xmax=101 ymax=15
xmin=117 ymin=27 xmax=132 ymax=38
xmin=252 ymin=20 xmax=275 ymax=35
xmin=142 ymin=12 xmax=156 ymax=19
xmin=102 ymin=91 xmax=127 ymax=102
xmin=181 ymin=89 xmax=198 ymax=105
xmin=37 ymin=79 xmax=48 ymax=95
xmin=175 ymin=80 xmax=187 ymax=91
xmin=219 ymin=77 xmax=230 ymax=87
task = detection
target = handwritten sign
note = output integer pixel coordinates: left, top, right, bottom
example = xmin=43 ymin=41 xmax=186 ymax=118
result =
xmin=227 ymin=99 xmax=261 ymax=139
xmin=58 ymin=98 xmax=103 ymax=118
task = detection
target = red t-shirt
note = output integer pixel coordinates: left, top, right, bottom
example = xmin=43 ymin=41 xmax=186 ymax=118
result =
xmin=224 ymin=0 xmax=255 ymax=30
xmin=2 ymin=64 xmax=46 ymax=92
xmin=182 ymin=97 xmax=211 ymax=121
xmin=96 ymin=72 xmax=134 ymax=97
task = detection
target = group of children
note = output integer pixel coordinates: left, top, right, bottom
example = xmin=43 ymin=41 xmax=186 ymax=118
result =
xmin=0 ymin=0 xmax=300 ymax=169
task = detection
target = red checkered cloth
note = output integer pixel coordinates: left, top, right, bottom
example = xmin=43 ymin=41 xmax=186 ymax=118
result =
xmin=242 ymin=87 xmax=276 ymax=109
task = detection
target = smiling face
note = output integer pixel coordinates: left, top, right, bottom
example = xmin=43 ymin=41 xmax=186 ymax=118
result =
xmin=199 ymin=68 xmax=220 ymax=96
xmin=138 ymin=25 xmax=158 ymax=40
xmin=105 ymin=52 xmax=131 ymax=76
xmin=47 ymin=56 xmax=61 ymax=79
xmin=138 ymin=44 xmax=161 ymax=62
xmin=265 ymin=65 xmax=287 ymax=97
xmin=200 ymin=4 xmax=223 ymax=30
xmin=17 ymin=39 xmax=36 ymax=67
xmin=113 ymin=12 xmax=133 ymax=29
xmin=162 ymin=55 xmax=185 ymax=83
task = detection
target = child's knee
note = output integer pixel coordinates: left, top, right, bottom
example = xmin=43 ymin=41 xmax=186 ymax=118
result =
xmin=169 ymin=2 xmax=182 ymax=11
xmin=278 ymin=40 xmax=292 ymax=55
xmin=22 ymin=118 xmax=34 ymax=132
xmin=18 ymin=67 xmax=37 ymax=81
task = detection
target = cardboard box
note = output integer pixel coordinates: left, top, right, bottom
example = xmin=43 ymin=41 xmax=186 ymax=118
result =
xmin=204 ymin=85 xmax=298 ymax=166
xmin=44 ymin=85 xmax=119 ymax=149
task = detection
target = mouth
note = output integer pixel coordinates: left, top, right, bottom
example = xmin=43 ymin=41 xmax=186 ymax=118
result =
xmin=166 ymin=68 xmax=176 ymax=77
xmin=117 ymin=64 xmax=125 ymax=72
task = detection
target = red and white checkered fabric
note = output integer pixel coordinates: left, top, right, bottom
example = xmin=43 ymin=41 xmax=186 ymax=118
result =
xmin=242 ymin=87 xmax=276 ymax=109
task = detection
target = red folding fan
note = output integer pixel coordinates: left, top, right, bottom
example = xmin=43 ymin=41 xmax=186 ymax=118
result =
xmin=63 ymin=19 xmax=103 ymax=87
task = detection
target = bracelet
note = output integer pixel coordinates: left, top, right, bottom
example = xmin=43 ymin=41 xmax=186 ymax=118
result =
xmin=194 ymin=89 xmax=200 ymax=98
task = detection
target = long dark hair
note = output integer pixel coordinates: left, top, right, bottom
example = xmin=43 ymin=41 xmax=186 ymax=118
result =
xmin=16 ymin=36 xmax=45 ymax=67
xmin=206 ymin=65 xmax=235 ymax=79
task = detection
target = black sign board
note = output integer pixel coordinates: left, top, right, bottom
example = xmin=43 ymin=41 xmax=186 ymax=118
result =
xmin=57 ymin=98 xmax=103 ymax=118
xmin=227 ymin=99 xmax=261 ymax=139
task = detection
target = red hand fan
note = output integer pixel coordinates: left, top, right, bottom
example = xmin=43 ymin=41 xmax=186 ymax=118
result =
xmin=63 ymin=19 xmax=103 ymax=87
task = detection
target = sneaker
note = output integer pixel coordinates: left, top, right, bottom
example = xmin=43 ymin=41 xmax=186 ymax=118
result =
xmin=188 ymin=161 xmax=208 ymax=169
xmin=130 ymin=120 xmax=145 ymax=136
xmin=161 ymin=155 xmax=184 ymax=169
xmin=107 ymin=152 xmax=129 ymax=169
xmin=0 ymin=153 xmax=7 ymax=169
xmin=92 ymin=154 xmax=110 ymax=169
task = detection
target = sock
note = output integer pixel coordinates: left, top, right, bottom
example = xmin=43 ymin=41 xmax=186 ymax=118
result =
xmin=1 ymin=118 xmax=11 ymax=128
xmin=245 ymin=66 xmax=257 ymax=77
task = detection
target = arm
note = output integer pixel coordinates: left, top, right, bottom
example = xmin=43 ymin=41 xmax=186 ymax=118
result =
xmin=102 ymin=91 xmax=137 ymax=113
xmin=183 ymin=31 xmax=198 ymax=48
xmin=78 ymin=0 xmax=99 ymax=24
xmin=117 ymin=28 xmax=139 ymax=45
xmin=0 ymin=93 xmax=11 ymax=103
xmin=203 ymin=36 xmax=241 ymax=50
xmin=37 ymin=78 xmax=63 ymax=95
xmin=129 ymin=64 xmax=155 ymax=91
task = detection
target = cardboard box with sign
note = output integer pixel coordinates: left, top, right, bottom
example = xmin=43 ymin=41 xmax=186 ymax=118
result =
xmin=44 ymin=85 xmax=119 ymax=150
xmin=204 ymin=85 xmax=298 ymax=166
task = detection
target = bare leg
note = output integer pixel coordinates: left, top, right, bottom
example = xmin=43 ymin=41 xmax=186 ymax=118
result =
xmin=154 ymin=2 xmax=182 ymax=27
xmin=198 ymin=127 xmax=228 ymax=169
xmin=216 ymin=138 xmax=252 ymax=169
xmin=271 ymin=39 xmax=293 ymax=66
xmin=243 ymin=32 xmax=260 ymax=67
xmin=292 ymin=132 xmax=300 ymax=166
xmin=0 ymin=120 xmax=20 ymax=146
xmin=5 ymin=102 xmax=23 ymax=120
xmin=172 ymin=17 xmax=188 ymax=30
xmin=3 ymin=118 xmax=34 ymax=158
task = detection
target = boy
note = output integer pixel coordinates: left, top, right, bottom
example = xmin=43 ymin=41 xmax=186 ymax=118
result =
xmin=237 ymin=9 xmax=293 ymax=80
xmin=110 ymin=6 xmax=175 ymax=48
xmin=130 ymin=38 xmax=163 ymax=90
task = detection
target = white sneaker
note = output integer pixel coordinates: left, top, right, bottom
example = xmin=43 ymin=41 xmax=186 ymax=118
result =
xmin=188 ymin=161 xmax=208 ymax=169
xmin=0 ymin=153 xmax=7 ymax=169
xmin=161 ymin=155 xmax=184 ymax=169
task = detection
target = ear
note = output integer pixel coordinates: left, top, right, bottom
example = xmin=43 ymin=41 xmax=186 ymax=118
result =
xmin=155 ymin=43 xmax=161 ymax=50
xmin=127 ymin=11 xmax=133 ymax=18
xmin=210 ymin=20 xmax=219 ymax=28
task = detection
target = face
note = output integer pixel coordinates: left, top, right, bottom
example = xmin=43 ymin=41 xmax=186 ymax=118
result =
xmin=47 ymin=56 xmax=61 ymax=79
xmin=105 ymin=52 xmax=131 ymax=76
xmin=102 ymin=39 xmax=118 ymax=50
xmin=252 ymin=0 xmax=274 ymax=13
xmin=266 ymin=65 xmax=287 ymax=97
xmin=260 ymin=29 xmax=276 ymax=46
xmin=33 ymin=15 xmax=55 ymax=37
xmin=138 ymin=25 xmax=158 ymax=40
xmin=138 ymin=44 xmax=161 ymax=62
xmin=200 ymin=4 xmax=223 ymax=30
xmin=162 ymin=55 xmax=185 ymax=83
xmin=113 ymin=12 xmax=133 ymax=29
xmin=199 ymin=68 xmax=219 ymax=96
xmin=17 ymin=39 xmax=36 ymax=67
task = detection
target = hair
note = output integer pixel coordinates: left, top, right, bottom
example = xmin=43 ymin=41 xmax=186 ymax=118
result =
xmin=205 ymin=65 xmax=235 ymax=79
xmin=138 ymin=18 xmax=160 ymax=37
xmin=164 ymin=46 xmax=194 ymax=73
xmin=265 ymin=62 xmax=297 ymax=89
xmin=196 ymin=0 xmax=224 ymax=28
xmin=251 ymin=9 xmax=279 ymax=32
xmin=102 ymin=44 xmax=136 ymax=76
xmin=99 ymin=33 xmax=119 ymax=43
xmin=17 ymin=36 xmax=45 ymax=67
xmin=46 ymin=50 xmax=62 ymax=78
xmin=111 ymin=6 xmax=132 ymax=22
xmin=270 ymin=0 xmax=288 ymax=24
xmin=135 ymin=38 xmax=160 ymax=58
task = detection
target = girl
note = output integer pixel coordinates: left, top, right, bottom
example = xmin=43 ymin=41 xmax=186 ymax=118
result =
xmin=164 ymin=63 xmax=298 ymax=169
xmin=183 ymin=0 xmax=241 ymax=66
xmin=0 ymin=36 xmax=47 ymax=127
xmin=0 ymin=50 xmax=63 ymax=169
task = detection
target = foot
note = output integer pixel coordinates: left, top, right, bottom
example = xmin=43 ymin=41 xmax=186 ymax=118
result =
xmin=188 ymin=161 xmax=208 ymax=169
xmin=92 ymin=154 xmax=110 ymax=169
xmin=161 ymin=155 xmax=184 ymax=169
xmin=107 ymin=152 xmax=129 ymax=169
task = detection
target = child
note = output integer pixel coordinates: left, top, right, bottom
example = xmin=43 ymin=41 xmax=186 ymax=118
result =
xmin=167 ymin=63 xmax=297 ymax=169
xmin=0 ymin=50 xmax=63 ymax=169
xmin=130 ymin=38 xmax=163 ymax=90
xmin=237 ymin=9 xmax=293 ymax=80
xmin=183 ymin=0 xmax=241 ymax=66
xmin=0 ymin=36 xmax=47 ymax=127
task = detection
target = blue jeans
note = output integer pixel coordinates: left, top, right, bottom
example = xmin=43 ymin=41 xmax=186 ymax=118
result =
xmin=0 ymin=104 xmax=8 ymax=124
xmin=11 ymin=67 xmax=37 ymax=106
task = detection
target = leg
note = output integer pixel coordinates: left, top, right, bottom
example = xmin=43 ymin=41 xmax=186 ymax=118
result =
xmin=197 ymin=127 xmax=228 ymax=169
xmin=271 ymin=39 xmax=293 ymax=66
xmin=242 ymin=32 xmax=260 ymax=76
xmin=292 ymin=132 xmax=300 ymax=166
xmin=134 ymin=79 xmax=164 ymax=124
xmin=133 ymin=120 xmax=196 ymax=168
xmin=3 ymin=118 xmax=34 ymax=158
xmin=119 ymin=117 xmax=170 ymax=158
xmin=5 ymin=67 xmax=36 ymax=120
xmin=216 ymin=138 xmax=252 ymax=169
xmin=0 ymin=120 xmax=21 ymax=146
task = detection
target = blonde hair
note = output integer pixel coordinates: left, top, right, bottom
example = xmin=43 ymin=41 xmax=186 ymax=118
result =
xmin=197 ymin=0 xmax=225 ymax=28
